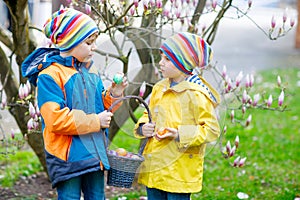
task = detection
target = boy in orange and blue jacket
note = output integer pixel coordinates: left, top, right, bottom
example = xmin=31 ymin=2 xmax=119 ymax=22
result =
xmin=22 ymin=8 xmax=127 ymax=200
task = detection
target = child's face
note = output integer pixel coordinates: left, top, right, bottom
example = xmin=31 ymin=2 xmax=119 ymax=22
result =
xmin=159 ymin=52 xmax=186 ymax=82
xmin=69 ymin=33 xmax=98 ymax=62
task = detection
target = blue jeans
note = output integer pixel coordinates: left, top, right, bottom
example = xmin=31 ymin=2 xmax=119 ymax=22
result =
xmin=56 ymin=170 xmax=105 ymax=200
xmin=146 ymin=187 xmax=191 ymax=200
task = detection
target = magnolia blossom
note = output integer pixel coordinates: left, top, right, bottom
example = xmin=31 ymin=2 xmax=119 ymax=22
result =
xmin=133 ymin=0 xmax=139 ymax=7
xmin=283 ymin=9 xmax=287 ymax=23
xmin=235 ymin=71 xmax=243 ymax=87
xmin=245 ymin=114 xmax=252 ymax=127
xmin=249 ymin=74 xmax=254 ymax=87
xmin=156 ymin=0 xmax=162 ymax=9
xmin=230 ymin=110 xmax=234 ymax=122
xmin=226 ymin=141 xmax=231 ymax=155
xmin=277 ymin=75 xmax=281 ymax=87
xmin=242 ymin=106 xmax=246 ymax=114
xmin=235 ymin=136 xmax=240 ymax=148
xmin=229 ymin=145 xmax=236 ymax=157
xmin=271 ymin=15 xmax=276 ymax=29
xmin=139 ymin=81 xmax=146 ymax=97
xmin=85 ymin=3 xmax=91 ymax=15
xmin=29 ymin=102 xmax=36 ymax=118
xmin=129 ymin=6 xmax=135 ymax=15
xmin=253 ymin=93 xmax=260 ymax=106
xmin=11 ymin=129 xmax=15 ymax=140
xmin=211 ymin=0 xmax=217 ymax=9
xmin=290 ymin=17 xmax=295 ymax=27
xmin=222 ymin=65 xmax=227 ymax=78
xmin=278 ymin=90 xmax=284 ymax=106
xmin=239 ymin=157 xmax=247 ymax=167
xmin=242 ymin=90 xmax=248 ymax=104
xmin=233 ymin=156 xmax=240 ymax=167
xmin=248 ymin=0 xmax=252 ymax=8
xmin=267 ymin=95 xmax=273 ymax=107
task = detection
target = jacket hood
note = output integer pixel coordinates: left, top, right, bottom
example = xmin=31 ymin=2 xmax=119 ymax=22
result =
xmin=158 ymin=75 xmax=220 ymax=108
xmin=21 ymin=48 xmax=74 ymax=86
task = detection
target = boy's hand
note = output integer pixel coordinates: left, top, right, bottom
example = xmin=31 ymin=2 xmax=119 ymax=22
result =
xmin=98 ymin=110 xmax=113 ymax=128
xmin=142 ymin=122 xmax=156 ymax=137
xmin=155 ymin=127 xmax=178 ymax=141
xmin=110 ymin=73 xmax=128 ymax=97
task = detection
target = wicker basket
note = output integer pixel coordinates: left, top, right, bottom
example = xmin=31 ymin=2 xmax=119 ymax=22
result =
xmin=105 ymin=95 xmax=152 ymax=188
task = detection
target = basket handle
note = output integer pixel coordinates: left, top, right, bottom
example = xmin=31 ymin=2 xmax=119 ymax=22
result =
xmin=106 ymin=95 xmax=152 ymax=155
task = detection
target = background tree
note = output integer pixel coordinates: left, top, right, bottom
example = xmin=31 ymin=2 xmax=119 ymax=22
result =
xmin=0 ymin=0 xmax=295 ymax=174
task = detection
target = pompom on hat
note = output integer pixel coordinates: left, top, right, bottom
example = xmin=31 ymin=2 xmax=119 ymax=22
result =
xmin=160 ymin=32 xmax=213 ymax=75
xmin=43 ymin=8 xmax=99 ymax=52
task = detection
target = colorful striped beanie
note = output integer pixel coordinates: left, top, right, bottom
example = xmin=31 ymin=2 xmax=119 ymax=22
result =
xmin=43 ymin=8 xmax=99 ymax=52
xmin=160 ymin=32 xmax=213 ymax=75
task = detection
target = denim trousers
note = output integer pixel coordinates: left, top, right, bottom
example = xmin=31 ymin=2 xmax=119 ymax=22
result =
xmin=56 ymin=170 xmax=105 ymax=200
xmin=146 ymin=187 xmax=191 ymax=200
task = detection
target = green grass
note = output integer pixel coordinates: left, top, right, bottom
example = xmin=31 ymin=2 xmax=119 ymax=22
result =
xmin=1 ymin=67 xmax=300 ymax=200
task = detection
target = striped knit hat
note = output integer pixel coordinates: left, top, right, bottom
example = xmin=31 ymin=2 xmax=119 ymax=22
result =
xmin=43 ymin=8 xmax=99 ymax=52
xmin=160 ymin=32 xmax=213 ymax=75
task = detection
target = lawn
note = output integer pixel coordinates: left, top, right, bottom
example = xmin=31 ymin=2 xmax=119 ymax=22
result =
xmin=0 ymin=67 xmax=299 ymax=200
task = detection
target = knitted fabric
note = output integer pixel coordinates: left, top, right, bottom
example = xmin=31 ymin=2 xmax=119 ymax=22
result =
xmin=43 ymin=8 xmax=98 ymax=52
xmin=160 ymin=32 xmax=213 ymax=75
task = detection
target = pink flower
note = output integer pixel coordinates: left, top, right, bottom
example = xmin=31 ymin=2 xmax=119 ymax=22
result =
xmin=222 ymin=65 xmax=227 ymax=78
xmin=245 ymin=74 xmax=250 ymax=88
xmin=245 ymin=114 xmax=252 ymax=127
xmin=242 ymin=106 xmax=246 ymax=114
xmin=229 ymin=145 xmax=236 ymax=157
xmin=211 ymin=0 xmax=217 ymax=9
xmin=226 ymin=141 xmax=231 ymax=155
xmin=133 ymin=0 xmax=139 ymax=7
xmin=235 ymin=136 xmax=239 ymax=148
xmin=29 ymin=102 xmax=36 ymax=118
xmin=27 ymin=118 xmax=35 ymax=130
xmin=290 ymin=17 xmax=295 ymax=27
xmin=267 ymin=95 xmax=273 ymax=107
xmin=11 ymin=129 xmax=15 ymax=140
xmin=230 ymin=110 xmax=234 ymax=122
xmin=235 ymin=71 xmax=243 ymax=87
xmin=253 ymin=93 xmax=260 ymax=107
xmin=156 ymin=0 xmax=162 ymax=9
xmin=130 ymin=6 xmax=135 ymax=16
xmin=239 ymin=157 xmax=247 ymax=167
xmin=139 ymin=81 xmax=146 ymax=97
xmin=271 ymin=15 xmax=276 ymax=29
xmin=277 ymin=75 xmax=281 ymax=87
xmin=282 ymin=9 xmax=287 ymax=23
xmin=248 ymin=0 xmax=252 ymax=8
xmin=242 ymin=90 xmax=248 ymax=104
xmin=278 ymin=90 xmax=284 ymax=106
xmin=85 ymin=3 xmax=91 ymax=15
xmin=233 ymin=156 xmax=240 ymax=167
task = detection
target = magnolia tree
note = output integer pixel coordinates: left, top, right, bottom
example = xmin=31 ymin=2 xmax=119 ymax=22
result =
xmin=0 ymin=0 xmax=294 ymax=173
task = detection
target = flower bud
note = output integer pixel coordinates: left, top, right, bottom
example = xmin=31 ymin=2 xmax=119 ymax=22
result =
xmin=245 ymin=114 xmax=252 ymax=127
xmin=245 ymin=74 xmax=250 ymax=88
xmin=233 ymin=156 xmax=240 ymax=167
xmin=229 ymin=145 xmax=236 ymax=157
xmin=248 ymin=0 xmax=252 ymax=8
xmin=226 ymin=141 xmax=231 ymax=155
xmin=156 ymin=0 xmax=162 ymax=9
xmin=230 ymin=110 xmax=234 ymax=122
xmin=278 ymin=90 xmax=284 ymax=107
xmin=249 ymin=74 xmax=254 ymax=87
xmin=85 ymin=3 xmax=91 ymax=15
xmin=139 ymin=81 xmax=146 ymax=97
xmin=239 ymin=157 xmax=247 ymax=167
xmin=277 ymin=75 xmax=281 ymax=87
xmin=290 ymin=17 xmax=295 ymax=27
xmin=283 ymin=9 xmax=287 ymax=23
xmin=27 ymin=118 xmax=35 ymax=130
xmin=235 ymin=71 xmax=243 ymax=87
xmin=11 ymin=129 xmax=15 ymax=140
xmin=242 ymin=90 xmax=248 ymax=104
xmin=271 ymin=15 xmax=276 ymax=29
xmin=212 ymin=0 xmax=217 ymax=9
xmin=267 ymin=95 xmax=273 ymax=107
xmin=253 ymin=93 xmax=260 ymax=107
xmin=130 ymin=6 xmax=135 ymax=15
xmin=29 ymin=102 xmax=36 ymax=118
xmin=242 ymin=106 xmax=246 ymax=114
xmin=235 ymin=136 xmax=240 ymax=148
xmin=133 ymin=0 xmax=139 ymax=7
xmin=222 ymin=65 xmax=227 ymax=78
